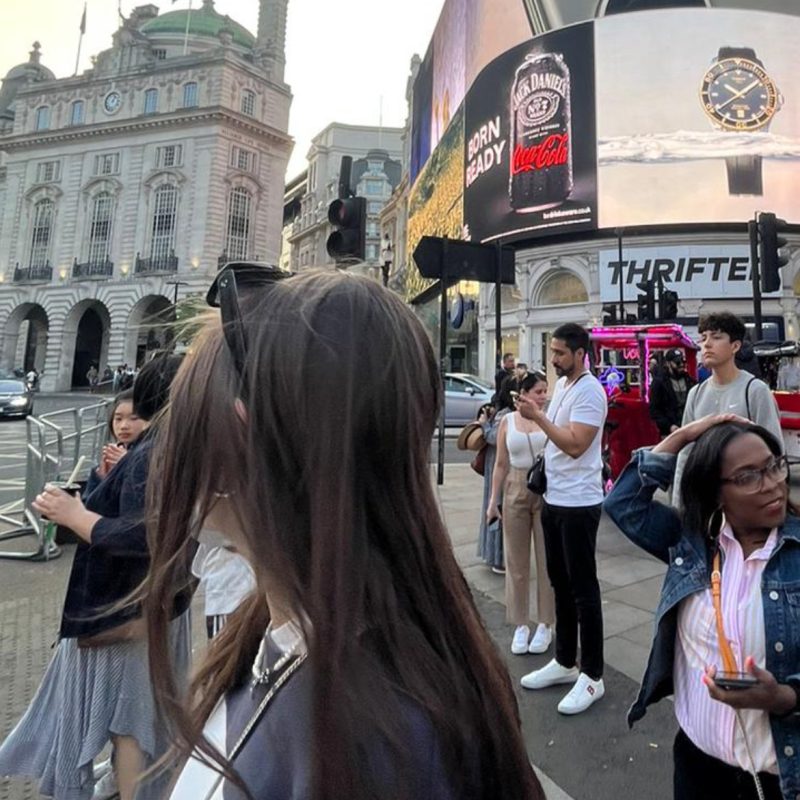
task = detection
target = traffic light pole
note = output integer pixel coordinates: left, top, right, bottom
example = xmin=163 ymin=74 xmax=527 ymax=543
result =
xmin=616 ymin=229 xmax=625 ymax=322
xmin=748 ymin=217 xmax=763 ymax=341
xmin=437 ymin=238 xmax=448 ymax=486
xmin=495 ymin=240 xmax=503 ymax=379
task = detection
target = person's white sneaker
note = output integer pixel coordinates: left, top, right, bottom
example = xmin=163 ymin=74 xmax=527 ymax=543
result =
xmin=557 ymin=673 xmax=605 ymax=715
xmin=511 ymin=625 xmax=530 ymax=655
xmin=528 ymin=623 xmax=553 ymax=654
xmin=520 ymin=658 xmax=579 ymax=689
xmin=92 ymin=769 xmax=119 ymax=800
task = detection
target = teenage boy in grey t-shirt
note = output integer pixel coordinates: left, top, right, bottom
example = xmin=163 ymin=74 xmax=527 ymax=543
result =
xmin=673 ymin=312 xmax=782 ymax=508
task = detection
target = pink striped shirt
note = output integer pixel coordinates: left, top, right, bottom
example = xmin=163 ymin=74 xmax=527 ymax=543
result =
xmin=674 ymin=520 xmax=779 ymax=774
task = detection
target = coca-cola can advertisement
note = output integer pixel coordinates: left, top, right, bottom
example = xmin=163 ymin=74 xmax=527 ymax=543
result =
xmin=463 ymin=23 xmax=597 ymax=244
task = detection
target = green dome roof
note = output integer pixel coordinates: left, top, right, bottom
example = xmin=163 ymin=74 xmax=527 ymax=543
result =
xmin=141 ymin=3 xmax=255 ymax=49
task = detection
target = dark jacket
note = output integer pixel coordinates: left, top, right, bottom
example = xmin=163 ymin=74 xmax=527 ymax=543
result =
xmin=648 ymin=368 xmax=695 ymax=437
xmin=494 ymin=367 xmax=513 ymax=395
xmin=59 ymin=431 xmax=192 ymax=638
xmin=604 ymin=448 xmax=800 ymax=799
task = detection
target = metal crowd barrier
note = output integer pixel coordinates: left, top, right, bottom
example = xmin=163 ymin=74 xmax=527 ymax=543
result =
xmin=0 ymin=401 xmax=111 ymax=561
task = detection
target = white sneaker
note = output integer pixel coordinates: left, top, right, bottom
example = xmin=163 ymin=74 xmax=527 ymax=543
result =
xmin=557 ymin=673 xmax=605 ymax=715
xmin=511 ymin=625 xmax=530 ymax=655
xmin=93 ymin=769 xmax=119 ymax=800
xmin=520 ymin=658 xmax=579 ymax=690
xmin=528 ymin=623 xmax=553 ymax=654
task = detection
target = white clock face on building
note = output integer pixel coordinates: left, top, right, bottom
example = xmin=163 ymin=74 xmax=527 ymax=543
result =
xmin=103 ymin=92 xmax=122 ymax=114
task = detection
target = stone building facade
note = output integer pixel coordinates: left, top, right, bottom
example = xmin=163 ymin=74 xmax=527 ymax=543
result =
xmin=0 ymin=0 xmax=292 ymax=390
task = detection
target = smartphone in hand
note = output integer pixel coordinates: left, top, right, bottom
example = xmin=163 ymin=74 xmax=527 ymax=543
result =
xmin=714 ymin=672 xmax=759 ymax=690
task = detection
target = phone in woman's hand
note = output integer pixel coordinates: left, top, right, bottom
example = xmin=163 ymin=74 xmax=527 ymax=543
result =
xmin=714 ymin=672 xmax=759 ymax=690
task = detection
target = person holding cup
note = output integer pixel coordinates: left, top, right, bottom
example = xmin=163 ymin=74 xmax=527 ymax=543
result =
xmin=0 ymin=355 xmax=191 ymax=800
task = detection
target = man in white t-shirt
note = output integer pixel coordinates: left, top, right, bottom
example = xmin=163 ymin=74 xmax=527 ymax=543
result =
xmin=516 ymin=323 xmax=608 ymax=715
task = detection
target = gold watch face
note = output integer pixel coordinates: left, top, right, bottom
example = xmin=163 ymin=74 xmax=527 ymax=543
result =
xmin=700 ymin=57 xmax=780 ymax=131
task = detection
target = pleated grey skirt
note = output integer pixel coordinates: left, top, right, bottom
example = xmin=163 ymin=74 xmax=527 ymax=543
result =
xmin=0 ymin=610 xmax=191 ymax=800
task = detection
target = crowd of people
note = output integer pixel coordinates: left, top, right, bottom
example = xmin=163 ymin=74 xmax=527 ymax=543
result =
xmin=0 ymin=279 xmax=797 ymax=800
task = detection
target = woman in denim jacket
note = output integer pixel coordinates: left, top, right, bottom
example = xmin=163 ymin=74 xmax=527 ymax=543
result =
xmin=605 ymin=414 xmax=800 ymax=800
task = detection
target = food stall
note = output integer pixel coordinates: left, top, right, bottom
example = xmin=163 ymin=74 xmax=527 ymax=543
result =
xmin=590 ymin=324 xmax=699 ymax=480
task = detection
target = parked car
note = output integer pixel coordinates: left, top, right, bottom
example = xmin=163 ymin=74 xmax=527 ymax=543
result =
xmin=0 ymin=380 xmax=34 ymax=418
xmin=444 ymin=373 xmax=494 ymax=426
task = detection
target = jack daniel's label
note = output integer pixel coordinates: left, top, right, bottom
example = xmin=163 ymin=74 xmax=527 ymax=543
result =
xmin=510 ymin=52 xmax=574 ymax=212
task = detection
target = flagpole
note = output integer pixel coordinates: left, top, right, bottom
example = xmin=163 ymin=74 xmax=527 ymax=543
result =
xmin=75 ymin=2 xmax=87 ymax=76
xmin=183 ymin=0 xmax=193 ymax=55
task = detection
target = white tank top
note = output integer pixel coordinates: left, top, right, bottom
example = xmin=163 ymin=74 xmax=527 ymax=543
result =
xmin=506 ymin=412 xmax=546 ymax=470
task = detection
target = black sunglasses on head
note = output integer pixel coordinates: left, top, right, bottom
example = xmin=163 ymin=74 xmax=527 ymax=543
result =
xmin=206 ymin=261 xmax=291 ymax=380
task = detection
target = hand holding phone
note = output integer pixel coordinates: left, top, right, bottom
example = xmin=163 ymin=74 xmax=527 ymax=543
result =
xmin=713 ymin=671 xmax=759 ymax=691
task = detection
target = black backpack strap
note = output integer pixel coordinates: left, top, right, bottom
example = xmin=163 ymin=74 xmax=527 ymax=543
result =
xmin=745 ymin=376 xmax=756 ymax=421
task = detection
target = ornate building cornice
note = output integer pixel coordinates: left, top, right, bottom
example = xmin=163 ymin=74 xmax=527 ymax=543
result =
xmin=0 ymin=106 xmax=293 ymax=151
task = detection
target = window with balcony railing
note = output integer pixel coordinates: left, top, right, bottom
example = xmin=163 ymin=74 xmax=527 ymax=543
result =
xmin=225 ymin=187 xmax=252 ymax=260
xmin=150 ymin=184 xmax=177 ymax=262
xmin=29 ymin=199 xmax=53 ymax=269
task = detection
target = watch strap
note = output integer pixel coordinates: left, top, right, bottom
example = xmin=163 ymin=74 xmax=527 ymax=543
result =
xmin=718 ymin=47 xmax=761 ymax=66
xmin=725 ymin=155 xmax=763 ymax=196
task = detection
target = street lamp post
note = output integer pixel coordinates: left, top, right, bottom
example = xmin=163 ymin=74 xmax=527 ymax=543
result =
xmin=165 ymin=279 xmax=189 ymax=307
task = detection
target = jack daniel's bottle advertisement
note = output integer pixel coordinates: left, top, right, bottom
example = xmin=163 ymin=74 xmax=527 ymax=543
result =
xmin=463 ymin=23 xmax=597 ymax=244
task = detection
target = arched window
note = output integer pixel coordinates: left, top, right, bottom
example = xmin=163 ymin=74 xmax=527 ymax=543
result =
xmin=30 ymin=199 xmax=54 ymax=268
xmin=144 ymin=88 xmax=159 ymax=114
xmin=535 ymin=270 xmax=589 ymax=306
xmin=225 ymin=187 xmax=252 ymax=260
xmin=182 ymin=82 xmax=198 ymax=108
xmin=35 ymin=106 xmax=50 ymax=131
xmin=240 ymin=89 xmax=256 ymax=116
xmin=150 ymin=185 xmax=178 ymax=262
xmin=88 ymin=193 xmax=114 ymax=266
xmin=70 ymin=100 xmax=85 ymax=126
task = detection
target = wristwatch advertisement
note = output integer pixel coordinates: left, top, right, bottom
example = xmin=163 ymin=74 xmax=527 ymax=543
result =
xmin=700 ymin=47 xmax=783 ymax=196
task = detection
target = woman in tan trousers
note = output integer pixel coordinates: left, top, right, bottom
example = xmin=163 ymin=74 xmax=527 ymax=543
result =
xmin=487 ymin=371 xmax=555 ymax=655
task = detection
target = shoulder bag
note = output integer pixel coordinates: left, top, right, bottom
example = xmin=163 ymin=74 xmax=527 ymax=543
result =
xmin=526 ymin=373 xmax=588 ymax=496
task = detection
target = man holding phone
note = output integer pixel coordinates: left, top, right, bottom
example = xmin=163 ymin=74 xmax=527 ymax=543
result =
xmin=515 ymin=323 xmax=608 ymax=715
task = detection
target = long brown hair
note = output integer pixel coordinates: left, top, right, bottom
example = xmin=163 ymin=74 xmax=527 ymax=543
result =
xmin=145 ymin=270 xmax=543 ymax=799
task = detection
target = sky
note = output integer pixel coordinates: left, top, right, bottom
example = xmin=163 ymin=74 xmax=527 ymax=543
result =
xmin=0 ymin=0 xmax=444 ymax=177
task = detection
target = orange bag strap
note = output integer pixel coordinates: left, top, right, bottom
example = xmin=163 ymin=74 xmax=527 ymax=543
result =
xmin=711 ymin=548 xmax=739 ymax=675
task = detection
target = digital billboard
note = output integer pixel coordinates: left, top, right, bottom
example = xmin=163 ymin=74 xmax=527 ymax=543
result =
xmin=409 ymin=6 xmax=800 ymax=258
xmin=595 ymin=8 xmax=800 ymax=228
xmin=409 ymin=0 xmax=535 ymax=185
xmin=463 ymin=23 xmax=597 ymax=243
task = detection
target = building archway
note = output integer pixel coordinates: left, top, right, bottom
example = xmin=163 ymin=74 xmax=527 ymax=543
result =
xmin=2 ymin=303 xmax=49 ymax=373
xmin=532 ymin=269 xmax=590 ymax=307
xmin=61 ymin=300 xmax=111 ymax=389
xmin=126 ymin=295 xmax=173 ymax=367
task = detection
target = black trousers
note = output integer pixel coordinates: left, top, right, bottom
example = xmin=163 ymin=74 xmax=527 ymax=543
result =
xmin=541 ymin=501 xmax=603 ymax=680
xmin=673 ymin=729 xmax=783 ymax=800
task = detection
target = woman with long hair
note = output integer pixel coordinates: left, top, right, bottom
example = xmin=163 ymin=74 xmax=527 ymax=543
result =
xmin=0 ymin=355 xmax=191 ymax=800
xmin=145 ymin=268 xmax=543 ymax=799
xmin=487 ymin=371 xmax=555 ymax=656
xmin=605 ymin=415 xmax=800 ymax=800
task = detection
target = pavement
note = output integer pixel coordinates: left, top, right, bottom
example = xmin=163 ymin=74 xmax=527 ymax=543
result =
xmin=438 ymin=463 xmax=675 ymax=800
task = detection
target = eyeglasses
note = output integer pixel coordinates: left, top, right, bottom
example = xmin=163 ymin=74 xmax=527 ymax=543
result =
xmin=206 ymin=262 xmax=291 ymax=381
xmin=721 ymin=455 xmax=789 ymax=493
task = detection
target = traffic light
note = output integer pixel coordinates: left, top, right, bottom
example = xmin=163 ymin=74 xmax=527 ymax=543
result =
xmin=326 ymin=196 xmax=367 ymax=262
xmin=758 ymin=212 xmax=789 ymax=293
xmin=636 ymin=280 xmax=655 ymax=321
xmin=660 ymin=289 xmax=678 ymax=320
xmin=602 ymin=303 xmax=618 ymax=326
